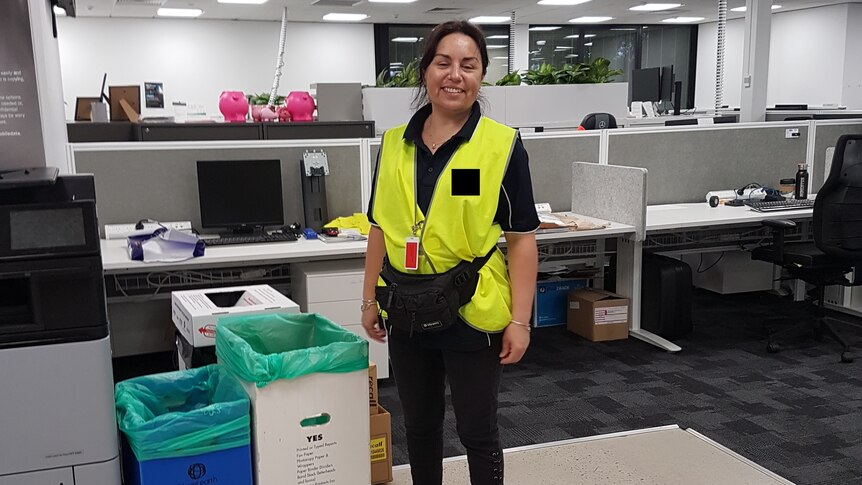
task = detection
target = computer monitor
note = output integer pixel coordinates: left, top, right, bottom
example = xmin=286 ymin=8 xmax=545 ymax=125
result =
xmin=660 ymin=65 xmax=674 ymax=102
xmin=197 ymin=160 xmax=284 ymax=232
xmin=631 ymin=67 xmax=661 ymax=102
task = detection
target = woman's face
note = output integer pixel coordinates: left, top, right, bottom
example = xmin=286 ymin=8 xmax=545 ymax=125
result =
xmin=424 ymin=33 xmax=484 ymax=116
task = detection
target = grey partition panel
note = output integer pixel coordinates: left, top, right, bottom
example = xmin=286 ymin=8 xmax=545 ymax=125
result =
xmin=608 ymin=126 xmax=808 ymax=204
xmin=572 ymin=162 xmax=646 ymax=240
xmin=369 ymin=143 xmax=380 ymax=182
xmin=812 ymin=122 xmax=862 ymax=191
xmin=523 ymin=135 xmax=600 ymax=212
xmin=75 ymin=145 xmax=363 ymax=236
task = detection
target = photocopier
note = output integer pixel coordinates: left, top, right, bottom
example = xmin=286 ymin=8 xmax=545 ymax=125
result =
xmin=0 ymin=174 xmax=121 ymax=484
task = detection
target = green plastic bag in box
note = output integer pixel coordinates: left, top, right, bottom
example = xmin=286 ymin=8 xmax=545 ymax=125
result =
xmin=216 ymin=312 xmax=368 ymax=388
xmin=114 ymin=364 xmax=250 ymax=461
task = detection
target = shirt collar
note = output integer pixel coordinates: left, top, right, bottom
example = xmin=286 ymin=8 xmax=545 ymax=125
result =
xmin=403 ymin=101 xmax=482 ymax=144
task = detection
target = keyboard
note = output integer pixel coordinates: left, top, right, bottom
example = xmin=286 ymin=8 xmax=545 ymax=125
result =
xmin=743 ymin=199 xmax=815 ymax=212
xmin=205 ymin=232 xmax=297 ymax=246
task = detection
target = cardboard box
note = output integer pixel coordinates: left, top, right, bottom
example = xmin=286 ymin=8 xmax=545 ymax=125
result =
xmin=239 ymin=369 xmax=370 ymax=485
xmin=369 ymin=362 xmax=379 ymax=415
xmin=567 ymin=288 xmax=630 ymax=342
xmin=533 ymin=278 xmax=589 ymax=327
xmin=171 ymin=285 xmax=298 ymax=348
xmin=370 ymin=404 xmax=393 ymax=484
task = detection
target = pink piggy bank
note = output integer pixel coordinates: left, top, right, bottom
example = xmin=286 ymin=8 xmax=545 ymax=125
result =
xmin=286 ymin=91 xmax=315 ymax=122
xmin=218 ymin=91 xmax=248 ymax=122
xmin=277 ymin=104 xmax=291 ymax=122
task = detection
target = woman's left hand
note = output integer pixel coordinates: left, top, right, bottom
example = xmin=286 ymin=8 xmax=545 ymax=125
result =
xmin=499 ymin=324 xmax=531 ymax=364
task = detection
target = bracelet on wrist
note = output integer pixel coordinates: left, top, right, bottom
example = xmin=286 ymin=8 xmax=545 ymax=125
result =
xmin=360 ymin=299 xmax=378 ymax=312
xmin=509 ymin=319 xmax=531 ymax=332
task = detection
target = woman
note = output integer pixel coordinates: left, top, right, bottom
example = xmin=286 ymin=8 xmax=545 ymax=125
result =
xmin=361 ymin=20 xmax=539 ymax=485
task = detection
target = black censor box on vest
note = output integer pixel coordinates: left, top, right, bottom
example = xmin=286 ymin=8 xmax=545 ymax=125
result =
xmin=451 ymin=169 xmax=481 ymax=196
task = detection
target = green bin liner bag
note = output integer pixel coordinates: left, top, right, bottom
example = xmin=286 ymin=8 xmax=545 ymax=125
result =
xmin=216 ymin=312 xmax=368 ymax=388
xmin=115 ymin=364 xmax=250 ymax=461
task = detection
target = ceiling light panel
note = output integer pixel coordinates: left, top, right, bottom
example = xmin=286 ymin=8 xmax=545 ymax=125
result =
xmin=469 ymin=16 xmax=510 ymax=23
xmin=529 ymin=26 xmax=562 ymax=31
xmin=323 ymin=12 xmax=368 ymax=21
xmin=538 ymin=0 xmax=591 ymax=4
xmin=630 ymin=3 xmax=681 ymax=11
xmin=569 ymin=16 xmax=613 ymax=23
xmin=662 ymin=16 xmax=704 ymax=22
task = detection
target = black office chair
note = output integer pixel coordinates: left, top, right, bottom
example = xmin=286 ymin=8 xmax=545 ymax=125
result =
xmin=578 ymin=113 xmax=617 ymax=130
xmin=752 ymin=134 xmax=862 ymax=363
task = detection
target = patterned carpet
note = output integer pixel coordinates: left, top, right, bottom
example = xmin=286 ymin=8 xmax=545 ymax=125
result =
xmin=378 ymin=290 xmax=862 ymax=485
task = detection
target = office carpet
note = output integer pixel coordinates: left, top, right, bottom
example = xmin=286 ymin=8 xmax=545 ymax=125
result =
xmin=377 ymin=290 xmax=862 ymax=485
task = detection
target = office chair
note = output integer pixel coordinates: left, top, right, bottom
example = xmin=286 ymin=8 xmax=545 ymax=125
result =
xmin=752 ymin=134 xmax=862 ymax=363
xmin=578 ymin=113 xmax=617 ymax=130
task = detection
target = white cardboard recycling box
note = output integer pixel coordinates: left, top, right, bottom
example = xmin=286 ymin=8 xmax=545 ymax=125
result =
xmin=241 ymin=369 xmax=371 ymax=485
xmin=171 ymin=284 xmax=299 ymax=348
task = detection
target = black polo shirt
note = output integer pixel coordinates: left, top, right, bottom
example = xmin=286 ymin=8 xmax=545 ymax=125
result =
xmin=368 ymin=102 xmax=540 ymax=350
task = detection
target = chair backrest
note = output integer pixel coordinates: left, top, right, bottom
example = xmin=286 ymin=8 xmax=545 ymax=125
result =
xmin=579 ymin=113 xmax=617 ymax=130
xmin=815 ymin=134 xmax=862 ymax=258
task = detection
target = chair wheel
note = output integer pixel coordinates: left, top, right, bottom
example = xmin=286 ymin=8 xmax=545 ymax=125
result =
xmin=767 ymin=342 xmax=781 ymax=353
xmin=840 ymin=352 xmax=853 ymax=363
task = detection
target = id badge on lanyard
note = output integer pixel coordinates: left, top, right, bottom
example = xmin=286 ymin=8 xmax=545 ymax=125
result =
xmin=405 ymin=236 xmax=419 ymax=270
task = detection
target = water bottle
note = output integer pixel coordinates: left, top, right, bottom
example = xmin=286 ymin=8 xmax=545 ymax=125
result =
xmin=794 ymin=163 xmax=809 ymax=200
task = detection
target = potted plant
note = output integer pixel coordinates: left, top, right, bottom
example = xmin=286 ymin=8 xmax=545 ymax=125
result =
xmin=248 ymin=93 xmax=285 ymax=121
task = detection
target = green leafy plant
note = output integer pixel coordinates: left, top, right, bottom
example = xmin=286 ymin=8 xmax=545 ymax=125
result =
xmin=523 ymin=57 xmax=622 ymax=85
xmin=248 ymin=93 xmax=285 ymax=105
xmin=376 ymin=59 xmax=420 ymax=87
xmin=495 ymin=71 xmax=523 ymax=86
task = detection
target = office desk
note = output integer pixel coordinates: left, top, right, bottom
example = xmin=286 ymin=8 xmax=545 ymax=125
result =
xmin=622 ymin=114 xmax=721 ymax=128
xmin=101 ymin=216 xmax=637 ymax=356
xmin=636 ymin=203 xmax=815 ymax=352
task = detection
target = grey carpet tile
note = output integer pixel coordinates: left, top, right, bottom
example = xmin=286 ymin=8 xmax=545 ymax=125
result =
xmin=378 ymin=289 xmax=862 ymax=485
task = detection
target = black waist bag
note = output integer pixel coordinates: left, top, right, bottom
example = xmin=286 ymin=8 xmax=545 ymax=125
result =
xmin=375 ymin=248 xmax=496 ymax=334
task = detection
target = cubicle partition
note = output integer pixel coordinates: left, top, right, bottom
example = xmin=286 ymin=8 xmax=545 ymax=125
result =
xmin=606 ymin=122 xmax=810 ymax=204
xmin=523 ymin=131 xmax=601 ymax=212
xmin=811 ymin=120 xmax=862 ymax=191
xmin=71 ymin=140 xmax=367 ymax=237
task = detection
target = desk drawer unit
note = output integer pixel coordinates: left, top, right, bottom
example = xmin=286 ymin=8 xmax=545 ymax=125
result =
xmin=292 ymin=259 xmax=389 ymax=378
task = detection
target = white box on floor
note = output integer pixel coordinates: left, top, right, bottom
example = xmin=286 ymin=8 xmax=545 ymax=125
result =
xmin=681 ymin=251 xmax=774 ymax=294
xmin=171 ymin=285 xmax=298 ymax=348
xmin=240 ymin=369 xmax=371 ymax=485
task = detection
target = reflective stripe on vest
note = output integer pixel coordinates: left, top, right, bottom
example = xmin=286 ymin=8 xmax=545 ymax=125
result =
xmin=372 ymin=116 xmax=517 ymax=332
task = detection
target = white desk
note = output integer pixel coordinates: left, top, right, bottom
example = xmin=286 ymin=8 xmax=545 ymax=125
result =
xmin=101 ymin=216 xmax=637 ymax=356
xmin=622 ymin=114 xmax=720 ymax=128
xmin=635 ymin=202 xmax=814 ymax=352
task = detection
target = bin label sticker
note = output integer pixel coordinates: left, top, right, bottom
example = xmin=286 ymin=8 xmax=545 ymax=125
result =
xmin=370 ymin=436 xmax=387 ymax=462
xmin=594 ymin=306 xmax=628 ymax=324
xmin=198 ymin=324 xmax=217 ymax=338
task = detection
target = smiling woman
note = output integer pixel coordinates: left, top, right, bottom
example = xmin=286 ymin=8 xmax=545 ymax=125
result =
xmin=362 ymin=19 xmax=540 ymax=485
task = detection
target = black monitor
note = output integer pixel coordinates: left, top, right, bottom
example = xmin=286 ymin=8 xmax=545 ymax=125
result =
xmin=660 ymin=65 xmax=674 ymax=102
xmin=631 ymin=67 xmax=661 ymax=102
xmin=196 ymin=160 xmax=284 ymax=232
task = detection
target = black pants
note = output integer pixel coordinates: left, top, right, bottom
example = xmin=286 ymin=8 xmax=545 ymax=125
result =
xmin=388 ymin=331 xmax=504 ymax=485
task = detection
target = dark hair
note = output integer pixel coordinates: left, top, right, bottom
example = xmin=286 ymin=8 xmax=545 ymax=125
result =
xmin=412 ymin=20 xmax=489 ymax=108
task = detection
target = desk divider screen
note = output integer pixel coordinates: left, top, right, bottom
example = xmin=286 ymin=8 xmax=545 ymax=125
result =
xmin=812 ymin=121 xmax=862 ymax=191
xmin=607 ymin=124 xmax=808 ymax=205
xmin=572 ymin=162 xmax=647 ymax=241
xmin=73 ymin=143 xmax=364 ymax=237
xmin=523 ymin=132 xmax=600 ymax=213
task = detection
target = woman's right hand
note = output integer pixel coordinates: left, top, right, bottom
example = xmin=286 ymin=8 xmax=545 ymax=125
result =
xmin=361 ymin=307 xmax=387 ymax=343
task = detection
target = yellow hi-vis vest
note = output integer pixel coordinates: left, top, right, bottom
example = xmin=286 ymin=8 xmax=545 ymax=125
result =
xmin=372 ymin=116 xmax=517 ymax=333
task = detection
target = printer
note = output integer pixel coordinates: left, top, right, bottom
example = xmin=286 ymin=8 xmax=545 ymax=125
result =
xmin=0 ymin=175 xmax=120 ymax=484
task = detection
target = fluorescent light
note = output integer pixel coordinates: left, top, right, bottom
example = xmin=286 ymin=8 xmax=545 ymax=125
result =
xmin=157 ymin=8 xmax=203 ymax=17
xmin=662 ymin=16 xmax=704 ymax=22
xmin=53 ymin=5 xmax=66 ymax=15
xmin=630 ymin=3 xmax=681 ymax=11
xmin=529 ymin=26 xmax=562 ymax=31
xmin=569 ymin=16 xmax=613 ymax=23
xmin=611 ymin=28 xmax=637 ymax=30
xmin=732 ymin=5 xmax=782 ymax=11
xmin=584 ymin=42 xmax=593 ymax=46
xmin=565 ymin=54 xmax=579 ymax=58
xmin=564 ymin=34 xmax=580 ymax=39
xmin=554 ymin=46 xmax=573 ymax=50
xmin=389 ymin=62 xmax=403 ymax=66
xmin=487 ymin=35 xmax=509 ymax=39
xmin=538 ymin=0 xmax=591 ymax=4
xmin=487 ymin=44 xmax=508 ymax=49
xmin=584 ymin=33 xmax=597 ymax=38
xmin=217 ymin=0 xmax=268 ymax=4
xmin=391 ymin=37 xmax=419 ymax=42
xmin=323 ymin=12 xmax=368 ymax=21
xmin=369 ymin=0 xmax=417 ymax=2
xmin=536 ymin=40 xmax=547 ymax=45
xmin=469 ymin=16 xmax=510 ymax=23
xmin=493 ymin=56 xmax=509 ymax=59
